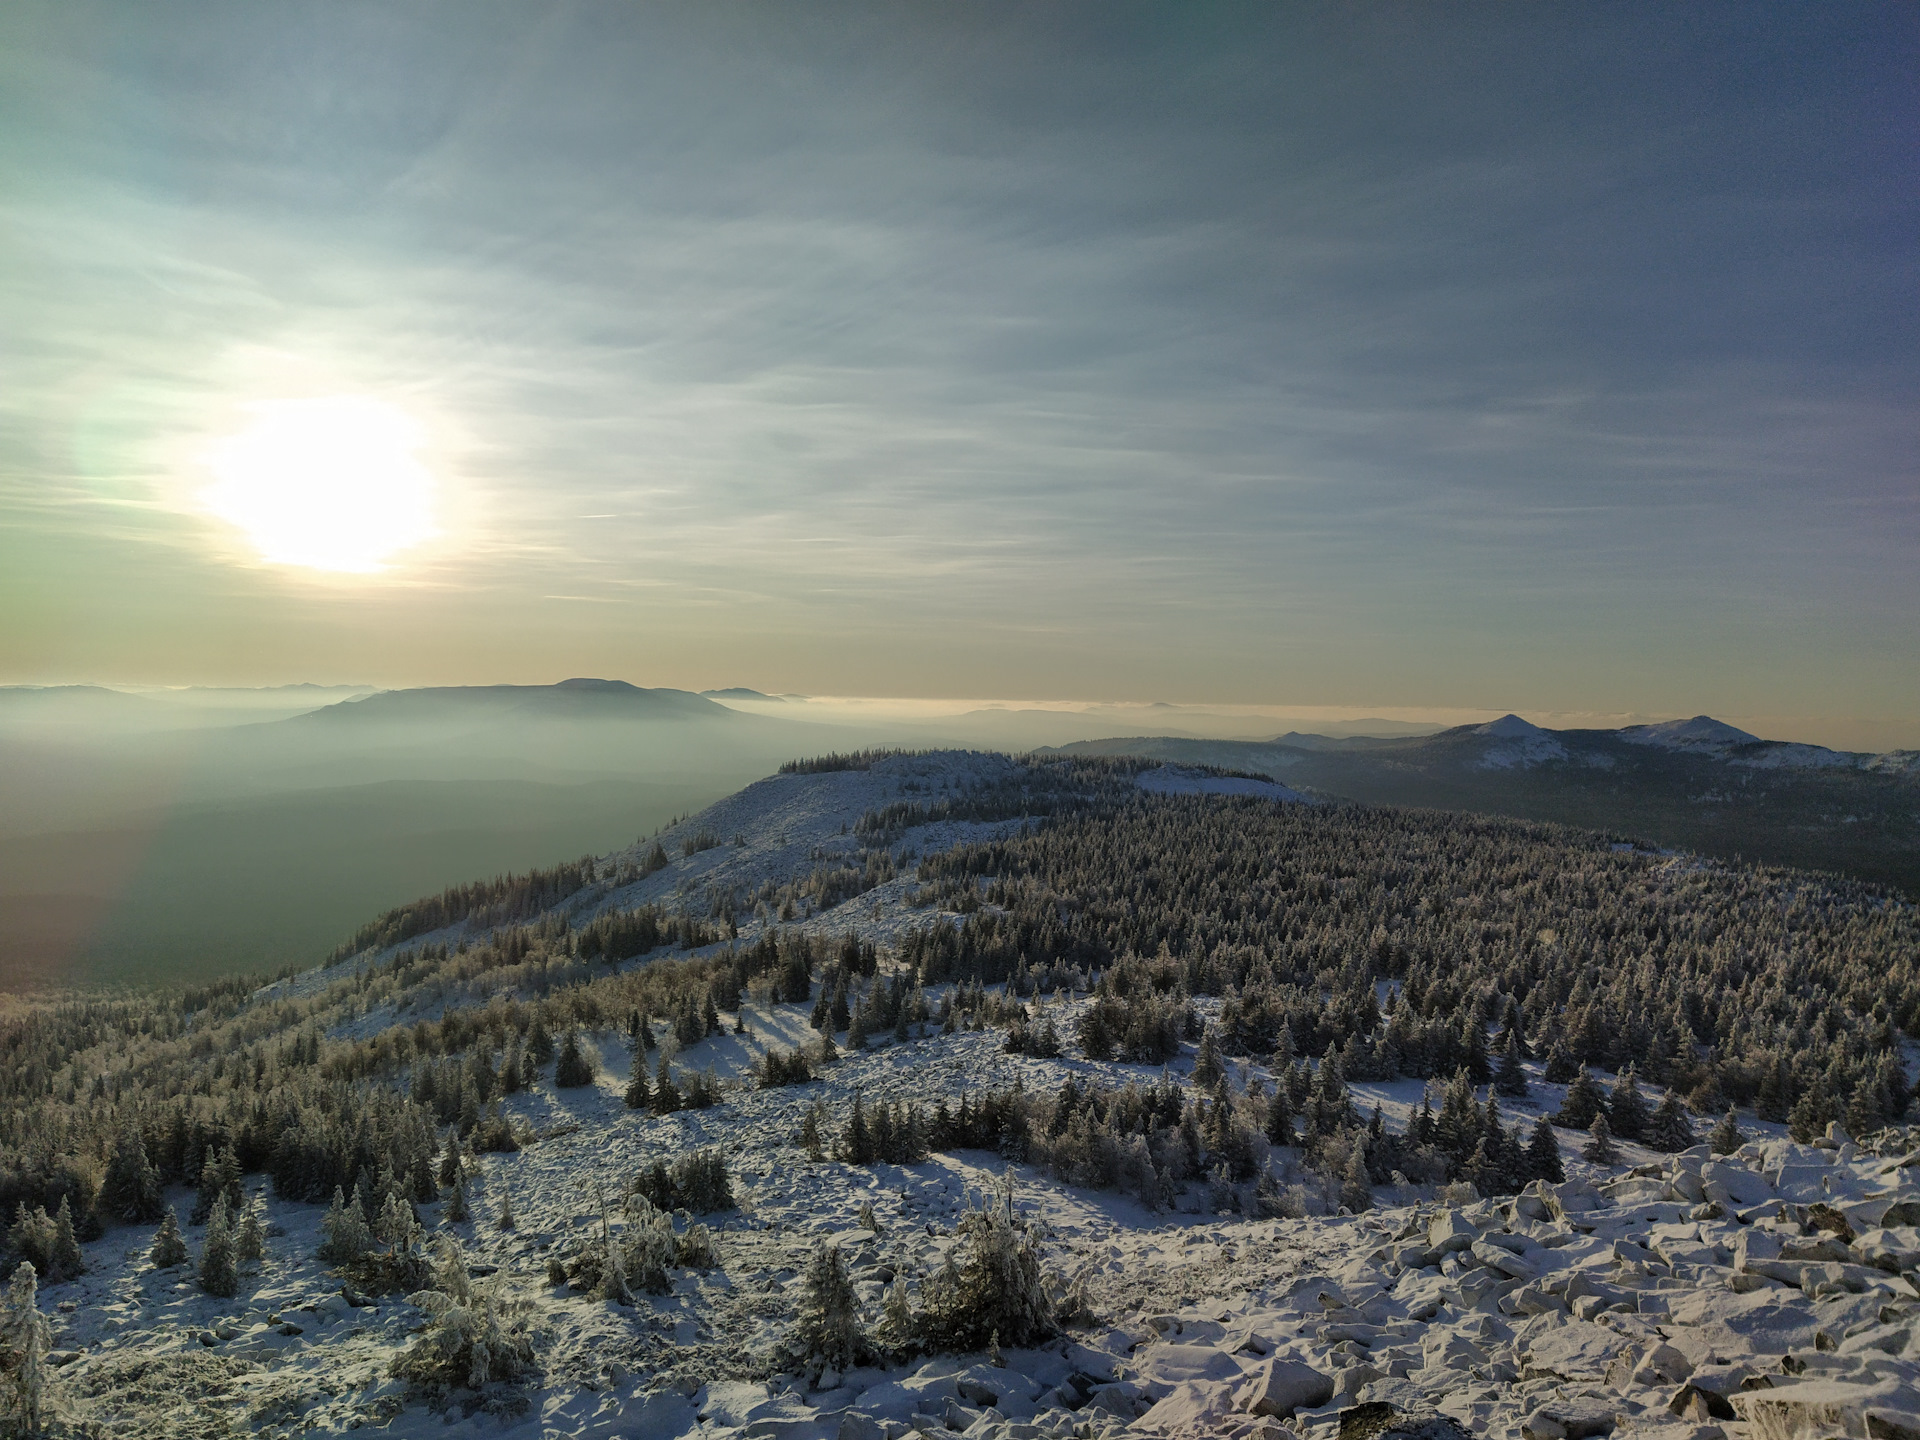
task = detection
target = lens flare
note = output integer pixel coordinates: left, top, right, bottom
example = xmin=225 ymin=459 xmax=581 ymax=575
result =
xmin=203 ymin=396 xmax=436 ymax=572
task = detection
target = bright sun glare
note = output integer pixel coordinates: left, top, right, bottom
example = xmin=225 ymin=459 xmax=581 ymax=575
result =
xmin=203 ymin=396 xmax=437 ymax=573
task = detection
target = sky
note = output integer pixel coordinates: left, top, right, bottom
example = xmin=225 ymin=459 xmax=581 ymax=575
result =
xmin=2 ymin=2 xmax=1916 ymax=734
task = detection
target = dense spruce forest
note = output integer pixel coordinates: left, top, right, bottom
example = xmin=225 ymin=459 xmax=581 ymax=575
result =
xmin=906 ymin=798 xmax=1918 ymax=1133
xmin=4 ymin=764 xmax=1914 ymax=1282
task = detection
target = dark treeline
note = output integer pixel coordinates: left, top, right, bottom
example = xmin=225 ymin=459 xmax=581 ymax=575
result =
xmin=851 ymin=756 xmax=1155 ymax=843
xmin=779 ymin=749 xmax=933 ymax=775
xmin=909 ymin=798 xmax=1918 ymax=1137
xmin=330 ymin=856 xmax=598 ymax=959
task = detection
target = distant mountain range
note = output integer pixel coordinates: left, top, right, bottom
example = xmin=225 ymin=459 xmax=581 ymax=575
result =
xmin=288 ymin=678 xmax=733 ymax=727
xmin=1045 ymin=714 xmax=1920 ymax=896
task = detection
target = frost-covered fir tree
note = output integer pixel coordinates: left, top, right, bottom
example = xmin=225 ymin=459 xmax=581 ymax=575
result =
xmin=1709 ymin=1107 xmax=1744 ymax=1156
xmin=916 ymin=1174 xmax=1055 ymax=1352
xmin=623 ymin=1043 xmax=651 ymax=1109
xmin=198 ymin=1196 xmax=238 ymax=1298
xmin=1264 ymin=1086 xmax=1294 ymax=1147
xmin=784 ymin=1243 xmax=868 ymax=1376
xmin=377 ymin=1191 xmax=421 ymax=1252
xmin=236 ymin=1196 xmax=267 ymax=1269
xmin=1608 ymin=1065 xmax=1650 ymax=1141
xmin=0 ymin=1262 xmax=52 ymax=1436
xmin=1525 ymin=1116 xmax=1565 ymax=1183
xmin=150 ymin=1205 xmax=189 ymax=1270
xmin=1192 ymin=1026 xmax=1224 ymax=1089
xmin=99 ymin=1124 xmax=165 ymax=1225
xmin=1555 ymin=1066 xmax=1607 ymax=1129
xmin=445 ymin=1180 xmax=470 ymax=1224
xmin=1647 ymin=1090 xmax=1696 ymax=1152
xmin=1582 ymin=1114 xmax=1619 ymax=1166
xmin=1340 ymin=1142 xmax=1373 ymax=1212
xmin=1494 ymin=1032 xmax=1530 ymax=1099
xmin=319 ymin=1188 xmax=373 ymax=1266
xmin=49 ymin=1199 xmax=82 ymax=1284
xmin=496 ymin=1186 xmax=516 ymax=1232
xmin=391 ymin=1237 xmax=534 ymax=1391
xmin=553 ymin=1030 xmax=595 ymax=1088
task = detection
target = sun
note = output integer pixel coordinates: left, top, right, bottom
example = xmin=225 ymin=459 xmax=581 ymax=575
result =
xmin=203 ymin=396 xmax=437 ymax=573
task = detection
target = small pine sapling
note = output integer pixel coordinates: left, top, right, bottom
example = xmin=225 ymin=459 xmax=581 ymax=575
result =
xmin=497 ymin=1187 xmax=516 ymax=1232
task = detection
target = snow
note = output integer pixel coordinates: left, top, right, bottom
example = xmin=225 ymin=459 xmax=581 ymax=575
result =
xmin=1619 ymin=716 xmax=1761 ymax=750
xmin=32 ymin=751 xmax=1920 ymax=1439
xmin=1134 ymin=766 xmax=1310 ymax=803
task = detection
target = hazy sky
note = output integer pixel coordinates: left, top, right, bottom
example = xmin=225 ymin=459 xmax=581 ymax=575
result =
xmin=3 ymin=3 xmax=1915 ymax=727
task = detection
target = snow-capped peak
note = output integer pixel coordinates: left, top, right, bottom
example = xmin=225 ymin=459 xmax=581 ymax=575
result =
xmin=1619 ymin=715 xmax=1759 ymax=750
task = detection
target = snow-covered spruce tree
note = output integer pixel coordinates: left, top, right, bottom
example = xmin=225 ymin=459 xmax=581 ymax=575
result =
xmin=1542 ymin=1041 xmax=1580 ymax=1085
xmin=623 ymin=1044 xmax=651 ymax=1110
xmin=0 ymin=1263 xmax=52 ymax=1437
xmin=1555 ymin=1067 xmax=1607 ymax=1129
xmin=48 ymin=1200 xmax=82 ymax=1285
xmin=496 ymin=1187 xmax=516 ymax=1232
xmin=1524 ymin=1117 xmax=1564 ymax=1183
xmin=236 ymin=1197 xmax=267 ymax=1269
xmin=150 ymin=1206 xmax=189 ymax=1270
xmin=1608 ymin=1065 xmax=1650 ymax=1142
xmin=198 ymin=1197 xmax=238 ymax=1298
xmin=318 ymin=1188 xmax=373 ymax=1267
xmin=1192 ymin=1026 xmax=1225 ymax=1088
xmin=1582 ymin=1114 xmax=1620 ymax=1166
xmin=553 ymin=1031 xmax=595 ymax=1088
xmin=915 ymin=1174 xmax=1056 ymax=1352
xmin=1340 ymin=1141 xmax=1373 ymax=1212
xmin=1709 ymin=1108 xmax=1744 ymax=1156
xmin=1647 ymin=1090 xmax=1696 ymax=1152
xmin=392 ymin=1238 xmax=534 ymax=1392
xmin=191 ymin=1145 xmax=242 ymax=1225
xmin=446 ymin=1180 xmax=471 ymax=1224
xmin=782 ymin=1242 xmax=869 ymax=1378
xmin=1494 ymin=1033 xmax=1530 ymax=1099
xmin=98 ymin=1124 xmax=165 ymax=1225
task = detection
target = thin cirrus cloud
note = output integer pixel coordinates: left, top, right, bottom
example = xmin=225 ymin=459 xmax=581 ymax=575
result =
xmin=0 ymin=2 xmax=1914 ymax=719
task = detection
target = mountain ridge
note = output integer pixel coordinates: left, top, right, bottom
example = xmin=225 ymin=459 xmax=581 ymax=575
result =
xmin=1045 ymin=716 xmax=1920 ymax=896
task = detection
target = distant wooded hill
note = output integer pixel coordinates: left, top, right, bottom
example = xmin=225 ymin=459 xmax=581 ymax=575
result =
xmin=1044 ymin=715 xmax=1920 ymax=897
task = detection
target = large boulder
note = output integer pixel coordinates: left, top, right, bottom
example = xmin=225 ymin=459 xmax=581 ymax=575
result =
xmin=1238 ymin=1358 xmax=1335 ymax=1417
xmin=1701 ymin=1161 xmax=1774 ymax=1208
xmin=1731 ymin=1378 xmax=1920 ymax=1440
xmin=1428 ymin=1210 xmax=1480 ymax=1255
xmin=1138 ymin=1379 xmax=1239 ymax=1436
xmin=1521 ymin=1397 xmax=1617 ymax=1438
xmin=1523 ymin=1322 xmax=1633 ymax=1380
xmin=1134 ymin=1343 xmax=1244 ymax=1399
